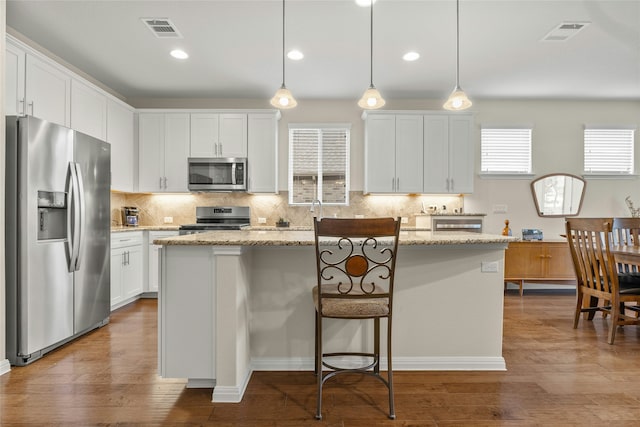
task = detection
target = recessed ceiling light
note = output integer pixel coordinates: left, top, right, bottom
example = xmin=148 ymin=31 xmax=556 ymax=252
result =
xmin=170 ymin=49 xmax=188 ymax=59
xmin=403 ymin=51 xmax=420 ymax=61
xmin=355 ymin=0 xmax=376 ymax=7
xmin=287 ymin=49 xmax=304 ymax=60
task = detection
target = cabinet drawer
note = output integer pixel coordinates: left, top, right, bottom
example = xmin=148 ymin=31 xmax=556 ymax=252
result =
xmin=111 ymin=231 xmax=143 ymax=248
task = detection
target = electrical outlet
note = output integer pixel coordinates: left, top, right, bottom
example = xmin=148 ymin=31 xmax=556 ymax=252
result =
xmin=401 ymin=217 xmax=409 ymax=224
xmin=163 ymin=216 xmax=173 ymax=224
xmin=481 ymin=261 xmax=499 ymax=273
xmin=258 ymin=217 xmax=267 ymax=224
xmin=493 ymin=204 xmax=508 ymax=214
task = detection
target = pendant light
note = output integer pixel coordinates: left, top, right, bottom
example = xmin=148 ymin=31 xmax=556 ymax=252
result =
xmin=271 ymin=0 xmax=297 ymax=109
xmin=443 ymin=0 xmax=472 ymax=111
xmin=358 ymin=0 xmax=385 ymax=109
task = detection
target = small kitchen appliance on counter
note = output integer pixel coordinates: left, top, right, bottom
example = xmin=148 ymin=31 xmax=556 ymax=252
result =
xmin=179 ymin=206 xmax=250 ymax=235
xmin=122 ymin=206 xmax=140 ymax=227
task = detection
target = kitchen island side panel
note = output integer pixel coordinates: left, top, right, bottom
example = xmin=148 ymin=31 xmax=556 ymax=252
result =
xmin=248 ymin=245 xmax=506 ymax=365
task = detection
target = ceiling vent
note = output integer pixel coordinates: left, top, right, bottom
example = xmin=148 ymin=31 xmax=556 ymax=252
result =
xmin=541 ymin=21 xmax=590 ymax=42
xmin=142 ymin=18 xmax=183 ymax=38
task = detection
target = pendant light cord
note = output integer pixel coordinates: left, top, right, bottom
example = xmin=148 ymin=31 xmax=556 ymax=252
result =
xmin=455 ymin=0 xmax=460 ymax=87
xmin=281 ymin=0 xmax=286 ymax=86
xmin=369 ymin=1 xmax=374 ymax=87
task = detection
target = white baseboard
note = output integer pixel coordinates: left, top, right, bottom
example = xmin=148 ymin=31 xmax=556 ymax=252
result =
xmin=186 ymin=378 xmax=215 ymax=388
xmin=0 ymin=359 xmax=11 ymax=376
xmin=207 ymin=356 xmax=505 ymax=404
xmin=251 ymin=356 xmax=506 ymax=372
xmin=211 ymin=369 xmax=253 ymax=403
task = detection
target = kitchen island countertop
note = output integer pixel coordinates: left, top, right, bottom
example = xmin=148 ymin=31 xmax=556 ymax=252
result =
xmin=154 ymin=229 xmax=516 ymax=246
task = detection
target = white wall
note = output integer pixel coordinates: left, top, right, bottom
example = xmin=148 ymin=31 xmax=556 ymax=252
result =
xmin=466 ymin=100 xmax=640 ymax=236
xmin=1 ymin=2 xmax=9 ymax=374
xmin=131 ymin=97 xmax=640 ymax=237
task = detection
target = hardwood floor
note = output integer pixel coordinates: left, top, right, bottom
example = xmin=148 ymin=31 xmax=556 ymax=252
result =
xmin=2 ymin=291 xmax=640 ymax=426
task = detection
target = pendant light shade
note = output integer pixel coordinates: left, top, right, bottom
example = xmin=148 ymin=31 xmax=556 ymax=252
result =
xmin=444 ymin=0 xmax=472 ymax=111
xmin=271 ymin=85 xmax=297 ymax=108
xmin=271 ymin=0 xmax=297 ymax=109
xmin=358 ymin=86 xmax=385 ymax=109
xmin=358 ymin=0 xmax=385 ymax=110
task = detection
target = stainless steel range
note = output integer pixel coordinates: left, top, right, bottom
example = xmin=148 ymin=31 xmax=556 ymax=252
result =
xmin=179 ymin=206 xmax=250 ymax=235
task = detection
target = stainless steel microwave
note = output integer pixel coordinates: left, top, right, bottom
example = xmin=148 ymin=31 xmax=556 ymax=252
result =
xmin=187 ymin=157 xmax=247 ymax=191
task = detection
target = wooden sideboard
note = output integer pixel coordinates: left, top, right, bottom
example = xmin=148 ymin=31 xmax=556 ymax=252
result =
xmin=504 ymin=241 xmax=576 ymax=296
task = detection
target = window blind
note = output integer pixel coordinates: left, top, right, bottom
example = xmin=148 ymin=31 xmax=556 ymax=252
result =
xmin=584 ymin=128 xmax=634 ymax=174
xmin=481 ymin=128 xmax=532 ymax=173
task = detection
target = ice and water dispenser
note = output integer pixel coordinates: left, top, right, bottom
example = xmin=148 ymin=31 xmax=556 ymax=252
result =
xmin=37 ymin=190 xmax=67 ymax=240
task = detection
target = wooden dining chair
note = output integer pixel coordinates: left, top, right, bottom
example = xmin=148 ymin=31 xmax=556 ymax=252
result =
xmin=611 ymin=217 xmax=640 ymax=315
xmin=565 ymin=218 xmax=640 ymax=344
xmin=312 ymin=217 xmax=401 ymax=420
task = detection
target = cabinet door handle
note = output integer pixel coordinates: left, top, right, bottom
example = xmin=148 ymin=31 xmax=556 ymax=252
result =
xmin=18 ymin=99 xmax=25 ymax=115
xmin=163 ymin=177 xmax=168 ymax=189
xmin=122 ymin=252 xmax=126 ymax=266
xmin=159 ymin=177 xmax=163 ymax=190
xmin=450 ymin=178 xmax=454 ymax=191
xmin=397 ymin=177 xmax=400 ymax=191
xmin=28 ymin=101 xmax=34 ymax=116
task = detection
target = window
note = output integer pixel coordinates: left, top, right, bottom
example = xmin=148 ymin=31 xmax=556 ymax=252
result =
xmin=288 ymin=124 xmax=350 ymax=205
xmin=480 ymin=127 xmax=532 ymax=174
xmin=584 ymin=127 xmax=635 ymax=175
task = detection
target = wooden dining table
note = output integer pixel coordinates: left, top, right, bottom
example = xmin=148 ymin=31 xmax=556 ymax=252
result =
xmin=612 ymin=244 xmax=640 ymax=268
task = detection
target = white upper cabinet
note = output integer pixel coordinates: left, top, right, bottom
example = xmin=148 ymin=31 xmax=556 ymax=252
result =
xmin=247 ymin=113 xmax=279 ymax=193
xmin=364 ymin=114 xmax=396 ymax=193
xmin=219 ymin=114 xmax=247 ymax=157
xmin=190 ymin=113 xmax=219 ymax=157
xmin=71 ymin=78 xmax=107 ymax=140
xmin=5 ymin=41 xmax=26 ymax=116
xmin=107 ymin=99 xmax=135 ymax=192
xmin=164 ymin=114 xmax=191 ymax=192
xmin=139 ymin=113 xmax=190 ymax=193
xmin=447 ymin=115 xmax=474 ymax=193
xmin=365 ymin=111 xmax=474 ymax=195
xmin=25 ymin=53 xmax=71 ymax=127
xmin=423 ymin=114 xmax=474 ymax=194
xmin=364 ymin=114 xmax=423 ymax=193
xmin=395 ymin=115 xmax=424 ymax=193
xmin=138 ymin=114 xmax=164 ymax=192
xmin=190 ymin=113 xmax=247 ymax=158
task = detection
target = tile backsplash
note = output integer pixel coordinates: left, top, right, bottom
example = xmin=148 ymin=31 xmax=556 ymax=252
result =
xmin=111 ymin=191 xmax=464 ymax=227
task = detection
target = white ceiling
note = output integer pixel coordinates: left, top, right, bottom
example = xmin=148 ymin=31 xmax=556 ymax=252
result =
xmin=6 ymin=0 xmax=640 ymax=103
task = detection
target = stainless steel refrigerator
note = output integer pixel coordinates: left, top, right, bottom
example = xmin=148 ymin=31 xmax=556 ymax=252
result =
xmin=5 ymin=115 xmax=111 ymax=366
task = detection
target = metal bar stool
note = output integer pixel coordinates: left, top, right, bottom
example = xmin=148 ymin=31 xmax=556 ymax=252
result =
xmin=312 ymin=217 xmax=400 ymax=420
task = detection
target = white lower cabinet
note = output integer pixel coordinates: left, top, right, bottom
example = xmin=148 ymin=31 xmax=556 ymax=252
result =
xmin=147 ymin=231 xmax=179 ymax=293
xmin=111 ymin=231 xmax=143 ymax=310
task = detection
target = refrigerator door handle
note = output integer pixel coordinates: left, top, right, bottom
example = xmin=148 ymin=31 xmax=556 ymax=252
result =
xmin=68 ymin=162 xmax=83 ymax=272
xmin=66 ymin=163 xmax=76 ymax=272
xmin=74 ymin=162 xmax=86 ymax=271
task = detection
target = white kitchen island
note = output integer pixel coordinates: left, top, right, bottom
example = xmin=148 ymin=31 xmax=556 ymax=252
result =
xmin=155 ymin=228 xmax=515 ymax=403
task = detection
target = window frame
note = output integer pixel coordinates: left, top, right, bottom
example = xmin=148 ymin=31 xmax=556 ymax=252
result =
xmin=288 ymin=123 xmax=351 ymax=206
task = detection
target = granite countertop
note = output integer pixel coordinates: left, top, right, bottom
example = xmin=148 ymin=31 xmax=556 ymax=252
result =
xmin=111 ymin=225 xmax=180 ymax=232
xmin=154 ymin=229 xmax=516 ymax=246
xmin=415 ymin=212 xmax=487 ymax=216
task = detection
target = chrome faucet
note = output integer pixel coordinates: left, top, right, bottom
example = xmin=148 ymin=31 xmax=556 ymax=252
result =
xmin=311 ymin=199 xmax=323 ymax=219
